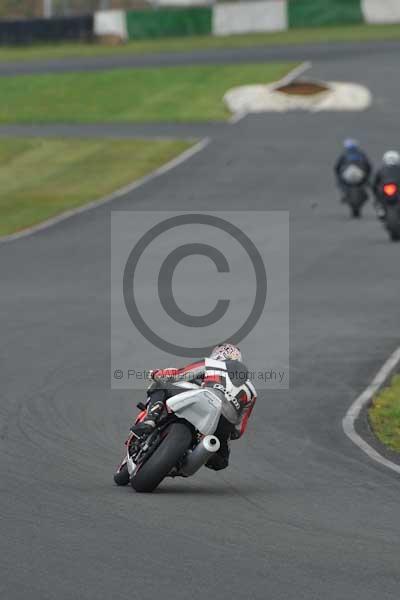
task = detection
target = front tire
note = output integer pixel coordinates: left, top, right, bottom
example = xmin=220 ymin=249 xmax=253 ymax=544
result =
xmin=131 ymin=423 xmax=192 ymax=493
xmin=114 ymin=462 xmax=130 ymax=486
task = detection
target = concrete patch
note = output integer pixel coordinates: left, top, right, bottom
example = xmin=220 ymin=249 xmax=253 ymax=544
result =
xmin=224 ymin=81 xmax=372 ymax=114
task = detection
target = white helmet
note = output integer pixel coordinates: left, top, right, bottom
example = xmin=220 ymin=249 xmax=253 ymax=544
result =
xmin=383 ymin=151 xmax=400 ymax=166
xmin=210 ymin=343 xmax=242 ymax=362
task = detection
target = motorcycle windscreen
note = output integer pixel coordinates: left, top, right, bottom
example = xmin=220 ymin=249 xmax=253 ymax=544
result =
xmin=166 ymin=390 xmax=222 ymax=435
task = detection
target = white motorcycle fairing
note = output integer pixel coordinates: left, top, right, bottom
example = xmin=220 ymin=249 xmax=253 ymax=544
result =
xmin=166 ymin=389 xmax=222 ymax=435
xmin=341 ymin=164 xmax=365 ymax=185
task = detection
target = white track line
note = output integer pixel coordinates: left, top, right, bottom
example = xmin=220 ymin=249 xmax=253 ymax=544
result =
xmin=0 ymin=137 xmax=210 ymax=244
xmin=270 ymin=60 xmax=312 ymax=90
xmin=342 ymin=346 xmax=400 ymax=475
xmin=229 ymin=111 xmax=247 ymax=124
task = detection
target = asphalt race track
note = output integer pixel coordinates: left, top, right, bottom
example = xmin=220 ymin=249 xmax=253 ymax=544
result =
xmin=1 ymin=42 xmax=400 ymax=600
xmin=1 ymin=39 xmax=400 ymax=76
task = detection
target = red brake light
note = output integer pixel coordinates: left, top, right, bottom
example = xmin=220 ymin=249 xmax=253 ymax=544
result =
xmin=383 ymin=183 xmax=398 ymax=197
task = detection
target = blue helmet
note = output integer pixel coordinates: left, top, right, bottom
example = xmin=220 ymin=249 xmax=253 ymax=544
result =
xmin=344 ymin=138 xmax=359 ymax=150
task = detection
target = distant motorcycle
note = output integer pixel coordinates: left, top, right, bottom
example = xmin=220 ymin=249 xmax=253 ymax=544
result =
xmin=380 ymin=182 xmax=400 ymax=242
xmin=114 ymin=382 xmax=223 ymax=493
xmin=340 ymin=164 xmax=369 ymax=218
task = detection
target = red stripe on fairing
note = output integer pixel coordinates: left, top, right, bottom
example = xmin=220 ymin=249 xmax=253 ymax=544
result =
xmin=205 ymin=374 xmax=222 ymax=383
xmin=135 ymin=410 xmax=147 ymax=424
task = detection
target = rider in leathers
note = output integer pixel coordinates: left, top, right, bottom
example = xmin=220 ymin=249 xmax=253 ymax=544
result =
xmin=131 ymin=344 xmax=257 ymax=471
xmin=334 ymin=139 xmax=372 ymax=200
xmin=373 ymin=150 xmax=400 ymax=219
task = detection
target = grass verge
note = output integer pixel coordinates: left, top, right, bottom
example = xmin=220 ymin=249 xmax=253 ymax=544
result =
xmin=0 ymin=62 xmax=294 ymax=123
xmin=0 ymin=137 xmax=191 ymax=236
xmin=369 ymin=374 xmax=400 ymax=452
xmin=1 ymin=24 xmax=400 ymax=62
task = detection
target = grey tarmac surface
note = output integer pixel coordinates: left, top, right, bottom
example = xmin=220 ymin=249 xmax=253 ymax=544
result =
xmin=1 ymin=39 xmax=400 ymax=76
xmin=1 ymin=44 xmax=400 ymax=600
xmin=0 ymin=122 xmax=226 ymax=140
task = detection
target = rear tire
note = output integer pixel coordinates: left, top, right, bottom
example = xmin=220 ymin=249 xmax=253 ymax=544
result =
xmin=351 ymin=205 xmax=361 ymax=218
xmin=114 ymin=463 xmax=130 ymax=486
xmin=386 ymin=207 xmax=400 ymax=241
xmin=131 ymin=423 xmax=192 ymax=493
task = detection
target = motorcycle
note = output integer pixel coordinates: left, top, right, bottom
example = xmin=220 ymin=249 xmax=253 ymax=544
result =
xmin=378 ymin=183 xmax=400 ymax=242
xmin=380 ymin=182 xmax=400 ymax=242
xmin=340 ymin=164 xmax=369 ymax=219
xmin=113 ymin=382 xmax=223 ymax=493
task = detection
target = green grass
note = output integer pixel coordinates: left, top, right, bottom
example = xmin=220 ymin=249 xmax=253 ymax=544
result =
xmin=0 ymin=137 xmax=191 ymax=236
xmin=1 ymin=23 xmax=400 ymax=63
xmin=0 ymin=62 xmax=294 ymax=124
xmin=369 ymin=374 xmax=400 ymax=452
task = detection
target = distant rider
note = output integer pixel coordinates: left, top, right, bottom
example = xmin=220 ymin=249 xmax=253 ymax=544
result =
xmin=373 ymin=151 xmax=400 ymax=220
xmin=334 ymin=139 xmax=372 ymax=202
xmin=130 ymin=343 xmax=257 ymax=471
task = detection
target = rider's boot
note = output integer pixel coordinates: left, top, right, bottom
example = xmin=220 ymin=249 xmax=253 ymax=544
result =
xmin=130 ymin=400 xmax=165 ymax=438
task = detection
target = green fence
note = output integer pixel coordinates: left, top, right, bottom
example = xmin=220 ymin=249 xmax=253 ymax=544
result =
xmin=126 ymin=7 xmax=212 ymax=40
xmin=288 ymin=0 xmax=363 ymax=28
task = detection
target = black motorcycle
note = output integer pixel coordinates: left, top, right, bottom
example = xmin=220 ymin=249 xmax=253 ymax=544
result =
xmin=343 ymin=185 xmax=369 ymax=218
xmin=380 ymin=182 xmax=400 ymax=242
xmin=339 ymin=164 xmax=369 ymax=219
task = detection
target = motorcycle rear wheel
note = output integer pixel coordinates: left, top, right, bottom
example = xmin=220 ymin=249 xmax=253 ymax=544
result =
xmin=131 ymin=422 xmax=192 ymax=493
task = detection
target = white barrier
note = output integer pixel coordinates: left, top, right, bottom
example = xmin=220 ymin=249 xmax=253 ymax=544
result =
xmin=92 ymin=1 xmax=400 ymax=43
xmin=154 ymin=0 xmax=213 ymax=4
xmin=94 ymin=10 xmax=128 ymax=40
xmin=213 ymin=0 xmax=287 ymax=36
xmin=362 ymin=0 xmax=400 ymax=24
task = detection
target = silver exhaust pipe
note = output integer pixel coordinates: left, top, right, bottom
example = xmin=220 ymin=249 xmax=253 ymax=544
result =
xmin=180 ymin=435 xmax=220 ymax=477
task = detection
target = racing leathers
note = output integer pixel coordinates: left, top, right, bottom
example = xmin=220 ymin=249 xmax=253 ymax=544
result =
xmin=135 ymin=358 xmax=257 ymax=471
xmin=334 ymin=148 xmax=372 ymax=197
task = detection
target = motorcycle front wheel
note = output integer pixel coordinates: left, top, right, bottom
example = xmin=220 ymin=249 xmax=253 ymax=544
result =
xmin=131 ymin=422 xmax=192 ymax=493
xmin=113 ymin=462 xmax=130 ymax=486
